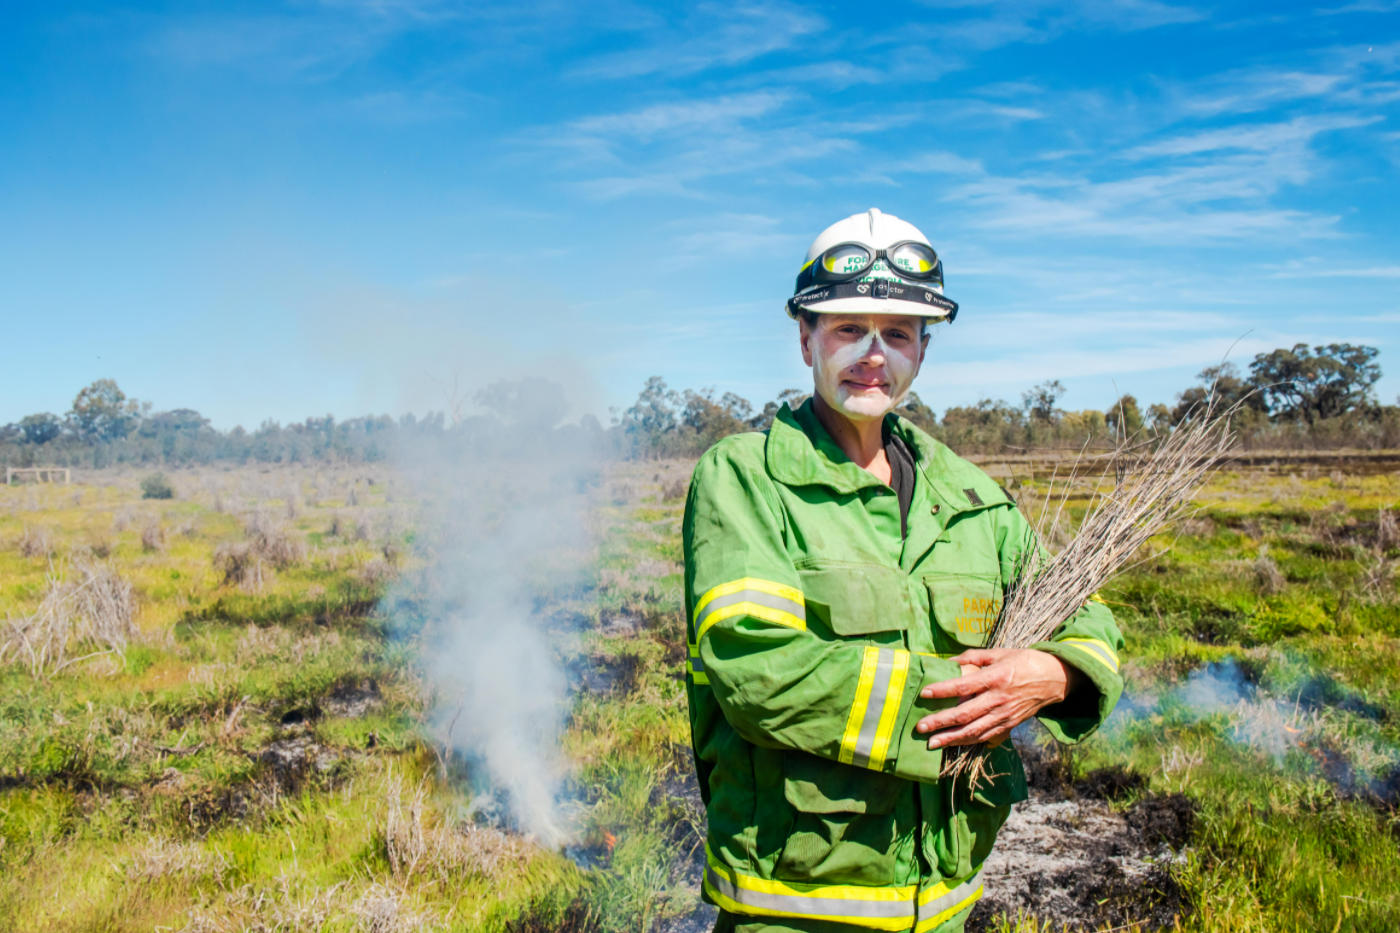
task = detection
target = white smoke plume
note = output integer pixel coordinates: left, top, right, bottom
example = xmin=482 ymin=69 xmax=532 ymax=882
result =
xmin=1108 ymin=659 xmax=1400 ymax=796
xmin=388 ymin=378 xmax=602 ymax=845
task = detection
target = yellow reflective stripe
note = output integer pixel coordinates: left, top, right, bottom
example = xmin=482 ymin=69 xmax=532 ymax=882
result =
xmin=705 ymin=846 xmax=916 ymax=931
xmin=839 ymin=647 xmax=881 ymax=766
xmin=695 ymin=578 xmax=806 ymax=641
xmin=839 ymin=647 xmax=910 ymax=770
xmin=799 ymin=258 xmax=815 ymax=273
xmin=687 ymin=642 xmax=709 ymax=684
xmin=1059 ymin=637 xmax=1120 ymax=673
xmin=867 ymin=650 xmax=909 ymax=770
xmin=914 ymin=870 xmax=984 ymax=932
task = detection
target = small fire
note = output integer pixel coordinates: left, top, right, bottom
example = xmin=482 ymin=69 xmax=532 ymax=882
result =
xmin=603 ymin=831 xmax=617 ymax=852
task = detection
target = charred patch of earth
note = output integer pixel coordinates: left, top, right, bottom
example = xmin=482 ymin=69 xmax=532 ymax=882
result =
xmin=322 ymin=679 xmax=383 ymax=718
xmin=567 ymin=651 xmax=642 ymax=695
xmin=969 ymin=745 xmax=1193 ymax=932
xmin=649 ymin=743 xmax=717 ymax=933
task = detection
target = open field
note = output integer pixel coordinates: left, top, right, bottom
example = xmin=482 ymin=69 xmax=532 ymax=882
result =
xmin=0 ymin=455 xmax=1397 ymax=932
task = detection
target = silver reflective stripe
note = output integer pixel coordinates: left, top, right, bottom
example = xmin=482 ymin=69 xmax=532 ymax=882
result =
xmin=850 ymin=649 xmax=898 ymax=769
xmin=1066 ymin=640 xmax=1117 ymax=671
xmin=696 ymin=589 xmax=806 ymax=630
xmin=705 ymin=866 xmax=915 ymax=922
xmin=690 ymin=652 xmax=705 ymax=673
xmin=919 ymin=869 xmax=982 ymax=925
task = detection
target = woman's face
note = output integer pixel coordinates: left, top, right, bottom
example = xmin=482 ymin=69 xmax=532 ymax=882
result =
xmin=800 ymin=313 xmax=929 ymax=423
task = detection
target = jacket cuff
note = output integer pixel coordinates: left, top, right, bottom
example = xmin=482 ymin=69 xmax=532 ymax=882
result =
xmin=1030 ymin=641 xmax=1121 ymax=745
xmin=890 ymin=653 xmax=962 ymax=783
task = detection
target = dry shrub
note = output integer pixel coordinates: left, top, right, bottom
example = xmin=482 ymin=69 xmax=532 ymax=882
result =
xmin=1182 ymin=517 xmax=1216 ymax=538
xmin=352 ymin=883 xmax=426 ymax=933
xmin=1360 ymin=554 xmax=1396 ymax=601
xmin=1329 ymin=470 xmax=1346 ymax=488
xmin=18 ymin=525 xmax=54 ymax=559
xmin=359 ymin=559 xmax=396 ymax=587
xmin=1254 ymin=546 xmax=1287 ymax=595
xmin=348 ymin=486 xmax=359 ymax=507
xmin=355 ymin=514 xmax=373 ymax=542
xmin=142 ymin=519 xmax=168 ymax=553
xmin=329 ymin=513 xmax=348 ymax=538
xmin=87 ymin=537 xmax=114 ymax=559
xmin=113 ymin=506 xmax=136 ymax=531
xmin=382 ymin=771 xmax=535 ymax=884
xmin=244 ymin=511 xmax=307 ymax=567
xmin=214 ymin=543 xmax=272 ymax=593
xmin=1 ymin=560 xmax=137 ymax=675
xmin=1379 ymin=508 xmax=1398 ymax=552
xmin=661 ymin=476 xmax=688 ymax=502
xmin=178 ymin=519 xmax=200 ymax=539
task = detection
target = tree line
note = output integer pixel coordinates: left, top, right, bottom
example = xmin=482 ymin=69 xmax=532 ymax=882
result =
xmin=1 ymin=344 xmax=1394 ymax=469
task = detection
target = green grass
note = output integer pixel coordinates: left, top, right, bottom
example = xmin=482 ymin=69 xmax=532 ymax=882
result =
xmin=1 ymin=460 xmax=1398 ymax=931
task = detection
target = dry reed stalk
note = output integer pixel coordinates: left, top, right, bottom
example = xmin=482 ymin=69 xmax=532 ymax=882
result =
xmin=941 ymin=396 xmax=1237 ymax=789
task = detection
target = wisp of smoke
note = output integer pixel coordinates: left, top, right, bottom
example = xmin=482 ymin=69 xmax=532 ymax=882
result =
xmin=389 ymin=379 xmax=602 ymax=846
xmin=1108 ymin=659 xmax=1400 ymax=797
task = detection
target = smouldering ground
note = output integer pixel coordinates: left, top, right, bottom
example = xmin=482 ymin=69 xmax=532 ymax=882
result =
xmin=0 ymin=457 xmax=1398 ymax=932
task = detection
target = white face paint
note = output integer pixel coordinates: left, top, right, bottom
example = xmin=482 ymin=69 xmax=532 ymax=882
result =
xmin=808 ymin=316 xmax=923 ymax=423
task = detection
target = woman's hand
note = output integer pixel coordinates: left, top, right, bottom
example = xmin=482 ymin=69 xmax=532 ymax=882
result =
xmin=916 ymin=649 xmax=1081 ymax=749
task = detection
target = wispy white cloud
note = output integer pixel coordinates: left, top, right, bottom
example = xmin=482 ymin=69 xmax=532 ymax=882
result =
xmin=569 ymin=1 xmax=826 ymax=79
xmin=530 ymin=90 xmax=874 ymax=198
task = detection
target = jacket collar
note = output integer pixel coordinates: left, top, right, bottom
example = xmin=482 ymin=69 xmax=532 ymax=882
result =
xmin=766 ymin=398 xmax=1009 ymax=513
xmin=766 ymin=400 xmax=887 ymax=494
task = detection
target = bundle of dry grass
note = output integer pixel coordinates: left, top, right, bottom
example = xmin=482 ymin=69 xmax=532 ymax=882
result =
xmin=944 ymin=398 xmax=1237 ymax=787
xmin=1 ymin=560 xmax=137 ymax=676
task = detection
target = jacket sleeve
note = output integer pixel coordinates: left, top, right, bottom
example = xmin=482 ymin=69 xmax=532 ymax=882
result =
xmin=685 ymin=444 xmax=956 ymax=783
xmin=994 ymin=506 xmax=1125 ymax=744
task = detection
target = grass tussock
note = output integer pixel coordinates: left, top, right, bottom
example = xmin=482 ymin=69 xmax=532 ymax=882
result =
xmin=17 ymin=524 xmax=54 ymax=559
xmin=1 ymin=560 xmax=136 ymax=675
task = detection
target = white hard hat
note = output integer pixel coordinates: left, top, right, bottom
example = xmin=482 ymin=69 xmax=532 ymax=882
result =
xmin=787 ymin=208 xmax=957 ymax=322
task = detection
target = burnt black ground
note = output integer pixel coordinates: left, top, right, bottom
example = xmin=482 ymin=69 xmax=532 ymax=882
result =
xmin=966 ymin=744 xmax=1192 ymax=932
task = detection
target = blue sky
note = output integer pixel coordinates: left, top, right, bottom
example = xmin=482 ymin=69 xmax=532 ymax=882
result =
xmin=2 ymin=1 xmax=1397 ymax=429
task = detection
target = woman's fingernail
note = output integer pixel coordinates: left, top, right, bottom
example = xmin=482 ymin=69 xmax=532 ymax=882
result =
xmin=927 ymin=738 xmax=940 ymax=749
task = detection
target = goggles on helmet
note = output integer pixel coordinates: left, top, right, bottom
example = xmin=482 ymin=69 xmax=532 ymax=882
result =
xmin=794 ymin=240 xmax=943 ymax=294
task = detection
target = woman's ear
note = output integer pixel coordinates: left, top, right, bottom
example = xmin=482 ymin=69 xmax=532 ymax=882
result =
xmin=799 ymin=317 xmax=815 ymax=368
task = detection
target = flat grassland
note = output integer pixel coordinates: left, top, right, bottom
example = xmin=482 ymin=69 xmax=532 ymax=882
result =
xmin=0 ymin=458 xmax=1397 ymax=932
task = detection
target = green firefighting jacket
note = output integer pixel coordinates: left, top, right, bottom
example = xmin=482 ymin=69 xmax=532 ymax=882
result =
xmin=683 ymin=400 xmax=1124 ymax=933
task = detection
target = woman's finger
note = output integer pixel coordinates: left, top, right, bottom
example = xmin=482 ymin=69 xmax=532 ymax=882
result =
xmin=921 ymin=670 xmax=991 ymax=700
xmin=925 ymin=712 xmax=1008 ymax=749
xmin=916 ymin=691 xmax=999 ymax=734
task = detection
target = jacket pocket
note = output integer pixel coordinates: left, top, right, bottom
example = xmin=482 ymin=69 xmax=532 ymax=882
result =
xmin=928 ymin=743 xmax=1028 ymax=878
xmin=923 ymin=573 xmax=1003 ymax=649
xmin=799 ymin=562 xmax=914 ymax=638
xmin=777 ymin=751 xmax=907 ymax=886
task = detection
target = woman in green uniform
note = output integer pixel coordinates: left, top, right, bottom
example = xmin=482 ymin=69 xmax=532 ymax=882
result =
xmin=683 ymin=208 xmax=1124 ymax=933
